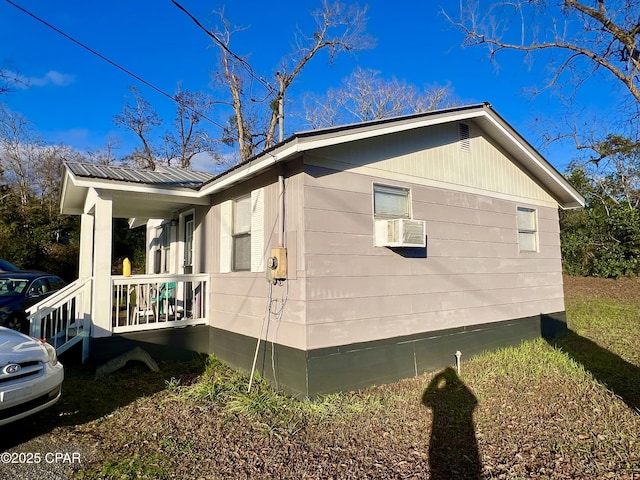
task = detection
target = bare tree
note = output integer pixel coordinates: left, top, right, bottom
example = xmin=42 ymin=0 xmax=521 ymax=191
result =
xmin=0 ymin=68 xmax=23 ymax=95
xmin=205 ymin=1 xmax=374 ymax=162
xmin=0 ymin=105 xmax=42 ymax=206
xmin=163 ymin=87 xmax=217 ymax=169
xmin=303 ymin=67 xmax=456 ymax=128
xmin=212 ymin=13 xmax=260 ymax=163
xmin=0 ymin=106 xmax=84 ymax=212
xmin=115 ymin=85 xmax=220 ymax=170
xmin=114 ymin=86 xmax=162 ymax=170
xmin=35 ymin=145 xmax=85 ymax=216
xmin=86 ymin=135 xmax=120 ymax=166
xmin=447 ymin=0 xmax=640 ymax=159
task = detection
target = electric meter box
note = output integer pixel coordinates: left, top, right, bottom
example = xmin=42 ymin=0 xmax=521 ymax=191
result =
xmin=266 ymin=247 xmax=287 ymax=282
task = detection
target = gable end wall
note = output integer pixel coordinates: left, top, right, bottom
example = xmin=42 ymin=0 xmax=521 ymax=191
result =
xmin=302 ymin=122 xmax=565 ymax=350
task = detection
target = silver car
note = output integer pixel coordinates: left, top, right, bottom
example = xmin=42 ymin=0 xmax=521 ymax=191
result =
xmin=0 ymin=326 xmax=64 ymax=426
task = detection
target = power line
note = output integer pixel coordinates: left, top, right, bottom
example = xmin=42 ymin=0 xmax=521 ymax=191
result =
xmin=5 ymin=0 xmax=227 ymax=131
xmin=170 ymin=0 xmax=276 ymax=98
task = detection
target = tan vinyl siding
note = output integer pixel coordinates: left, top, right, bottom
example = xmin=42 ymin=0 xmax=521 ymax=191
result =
xmin=205 ymin=165 xmax=308 ymax=350
xmin=303 ymin=162 xmax=564 ymax=350
xmin=305 ymin=298 xmax=563 ymax=349
xmin=305 ymin=271 xmax=563 ymax=300
xmin=305 ymin=288 xmax=563 ymax=328
xmin=306 ymin=123 xmax=558 ymax=208
xmin=201 ymin=125 xmax=566 ymax=352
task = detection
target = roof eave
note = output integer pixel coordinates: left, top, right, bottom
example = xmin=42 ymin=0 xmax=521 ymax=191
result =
xmin=478 ymin=106 xmax=585 ymax=209
xmin=200 ymin=103 xmax=585 ymax=209
xmin=199 ymin=105 xmax=491 ymax=196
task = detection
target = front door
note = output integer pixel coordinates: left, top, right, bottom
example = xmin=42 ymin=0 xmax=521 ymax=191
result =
xmin=183 ymin=214 xmax=194 ymax=275
xmin=182 ymin=213 xmax=194 ymax=317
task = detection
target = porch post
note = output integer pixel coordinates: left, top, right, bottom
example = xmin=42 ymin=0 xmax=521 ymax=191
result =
xmin=91 ymin=192 xmax=113 ymax=338
xmin=78 ymin=213 xmax=94 ymax=279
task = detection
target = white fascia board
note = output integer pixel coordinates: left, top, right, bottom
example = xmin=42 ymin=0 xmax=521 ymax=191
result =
xmin=71 ymin=176 xmax=207 ymax=202
xmin=199 ymin=142 xmax=301 ymax=195
xmin=482 ymin=112 xmax=585 ymax=208
xmin=60 ymin=170 xmax=90 ymax=215
xmin=59 ymin=172 xmax=72 ymax=214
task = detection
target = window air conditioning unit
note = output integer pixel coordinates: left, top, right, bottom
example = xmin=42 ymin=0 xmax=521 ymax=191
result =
xmin=375 ymin=219 xmax=426 ymax=247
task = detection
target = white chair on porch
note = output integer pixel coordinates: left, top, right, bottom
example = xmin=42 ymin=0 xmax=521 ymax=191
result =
xmin=130 ymin=285 xmax=154 ymax=324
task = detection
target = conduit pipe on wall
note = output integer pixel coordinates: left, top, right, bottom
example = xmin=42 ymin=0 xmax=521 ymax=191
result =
xmin=278 ymin=174 xmax=284 ymax=247
xmin=248 ymin=173 xmax=286 ymax=393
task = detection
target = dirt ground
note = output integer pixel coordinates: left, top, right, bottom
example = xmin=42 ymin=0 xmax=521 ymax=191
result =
xmin=1 ymin=275 xmax=639 ymax=479
xmin=563 ymin=274 xmax=640 ymax=303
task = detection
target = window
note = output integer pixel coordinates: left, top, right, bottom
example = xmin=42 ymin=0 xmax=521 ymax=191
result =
xmin=28 ymin=278 xmax=49 ymax=296
xmin=374 ymin=184 xmax=411 ymax=219
xmin=517 ymin=207 xmax=538 ymax=252
xmin=233 ymin=195 xmax=252 ymax=271
xmin=154 ymin=224 xmax=171 ymax=274
xmin=220 ymin=189 xmax=264 ymax=274
xmin=47 ymin=276 xmax=66 ymax=291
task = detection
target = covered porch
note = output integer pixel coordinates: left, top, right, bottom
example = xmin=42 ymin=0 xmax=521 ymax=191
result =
xmin=35 ymin=163 xmax=216 ymax=360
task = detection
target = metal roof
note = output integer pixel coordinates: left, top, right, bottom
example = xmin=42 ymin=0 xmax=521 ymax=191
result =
xmin=65 ymin=162 xmax=215 ymax=189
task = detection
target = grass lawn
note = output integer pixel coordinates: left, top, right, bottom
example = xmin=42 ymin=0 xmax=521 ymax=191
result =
xmin=2 ymin=276 xmax=640 ymax=479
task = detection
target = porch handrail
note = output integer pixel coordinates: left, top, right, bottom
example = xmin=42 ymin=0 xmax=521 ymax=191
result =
xmin=27 ymin=277 xmax=93 ymax=362
xmin=111 ymin=273 xmax=209 ymax=283
xmin=27 ymin=277 xmax=92 ymax=317
xmin=112 ymin=273 xmax=208 ymax=334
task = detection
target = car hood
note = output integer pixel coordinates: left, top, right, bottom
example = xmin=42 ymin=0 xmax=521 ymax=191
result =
xmin=0 ymin=327 xmax=47 ymax=365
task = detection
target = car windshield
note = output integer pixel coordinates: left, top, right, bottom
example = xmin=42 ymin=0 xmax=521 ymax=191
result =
xmin=0 ymin=278 xmax=29 ymax=296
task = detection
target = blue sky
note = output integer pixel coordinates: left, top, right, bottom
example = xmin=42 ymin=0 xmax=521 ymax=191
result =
xmin=0 ymin=0 xmax=614 ymax=172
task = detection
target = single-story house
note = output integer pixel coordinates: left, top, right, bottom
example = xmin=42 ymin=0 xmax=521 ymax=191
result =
xmin=50 ymin=103 xmax=584 ymax=397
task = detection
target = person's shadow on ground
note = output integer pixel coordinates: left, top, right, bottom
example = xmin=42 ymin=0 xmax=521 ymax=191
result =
xmin=422 ymin=367 xmax=482 ymax=480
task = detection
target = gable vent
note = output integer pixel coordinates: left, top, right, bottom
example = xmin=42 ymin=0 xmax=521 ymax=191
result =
xmin=458 ymin=123 xmax=471 ymax=152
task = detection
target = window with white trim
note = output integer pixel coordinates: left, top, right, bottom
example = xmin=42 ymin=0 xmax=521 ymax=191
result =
xmin=517 ymin=207 xmax=538 ymax=252
xmin=232 ymin=194 xmax=251 ymax=271
xmin=220 ymin=188 xmax=264 ymax=273
xmin=373 ymin=184 xmax=411 ymax=219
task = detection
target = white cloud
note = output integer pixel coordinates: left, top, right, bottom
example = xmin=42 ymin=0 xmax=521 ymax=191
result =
xmin=52 ymin=128 xmax=92 ymax=146
xmin=29 ymin=70 xmax=75 ymax=87
xmin=189 ymin=151 xmax=232 ymax=174
xmin=12 ymin=70 xmax=75 ymax=88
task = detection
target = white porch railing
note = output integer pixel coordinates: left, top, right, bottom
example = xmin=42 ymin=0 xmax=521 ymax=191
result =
xmin=111 ymin=274 xmax=209 ymax=334
xmin=27 ymin=277 xmax=92 ymax=362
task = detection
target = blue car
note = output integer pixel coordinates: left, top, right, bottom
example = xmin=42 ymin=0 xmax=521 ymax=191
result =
xmin=0 ymin=273 xmax=66 ymax=333
xmin=0 ymin=259 xmax=19 ymax=272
